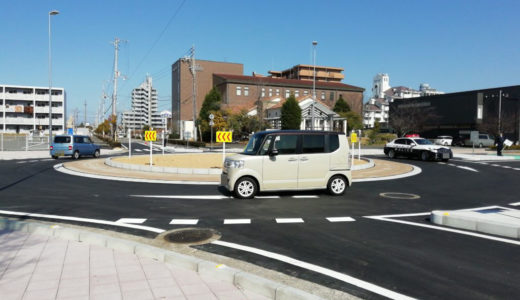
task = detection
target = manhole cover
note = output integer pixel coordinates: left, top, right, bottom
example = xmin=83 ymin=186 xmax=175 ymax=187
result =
xmin=163 ymin=228 xmax=218 ymax=244
xmin=379 ymin=192 xmax=421 ymax=200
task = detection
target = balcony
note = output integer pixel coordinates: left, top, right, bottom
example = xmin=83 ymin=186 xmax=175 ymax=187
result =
xmin=5 ymin=117 xmax=35 ymax=125
xmin=34 ymin=106 xmax=64 ymax=114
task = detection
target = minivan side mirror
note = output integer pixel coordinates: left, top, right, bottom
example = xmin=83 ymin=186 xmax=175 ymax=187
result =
xmin=269 ymin=149 xmax=279 ymax=156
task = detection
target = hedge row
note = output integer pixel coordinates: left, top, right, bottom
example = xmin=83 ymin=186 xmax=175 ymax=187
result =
xmin=94 ymin=134 xmax=122 ymax=148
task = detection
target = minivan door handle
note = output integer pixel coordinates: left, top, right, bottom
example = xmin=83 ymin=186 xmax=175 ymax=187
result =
xmin=288 ymin=158 xmax=298 ymax=162
xmin=300 ymin=157 xmax=308 ymax=161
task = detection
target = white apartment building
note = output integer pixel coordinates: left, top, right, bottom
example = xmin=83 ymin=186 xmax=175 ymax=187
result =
xmin=363 ymin=74 xmax=444 ymax=128
xmin=1 ymin=84 xmax=66 ymax=134
xmin=122 ymin=76 xmax=165 ymax=131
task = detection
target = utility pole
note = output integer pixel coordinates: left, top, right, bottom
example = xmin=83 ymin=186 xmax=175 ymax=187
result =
xmin=111 ymin=38 xmax=126 ymax=139
xmin=181 ymin=46 xmax=202 ymax=141
xmin=84 ymin=99 xmax=87 ymax=126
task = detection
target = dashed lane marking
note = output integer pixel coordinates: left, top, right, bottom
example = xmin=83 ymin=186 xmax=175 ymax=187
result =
xmin=116 ymin=218 xmax=147 ymax=224
xmin=276 ymin=218 xmax=304 ymax=224
xmin=224 ymin=219 xmax=251 ymax=225
xmin=326 ymin=217 xmax=356 ymax=222
xmin=491 ymin=164 xmax=501 ymax=167
xmin=515 ymin=168 xmax=520 ymax=171
xmin=456 ymin=166 xmax=478 ymax=172
xmin=510 ymin=202 xmax=520 ymax=206
xmin=170 ymin=219 xmax=199 ymax=225
xmin=292 ymin=195 xmax=318 ymax=198
xmin=254 ymin=196 xmax=280 ymax=199
xmin=131 ymin=195 xmax=230 ymax=200
xmin=212 ymin=240 xmax=416 ymax=300
xmin=16 ymin=161 xmax=28 ymax=164
xmin=502 ymin=166 xmax=512 ymax=169
xmin=135 ymin=149 xmax=142 ymax=152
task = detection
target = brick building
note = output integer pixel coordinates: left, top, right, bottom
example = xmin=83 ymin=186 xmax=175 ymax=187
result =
xmin=172 ymin=59 xmax=364 ymax=136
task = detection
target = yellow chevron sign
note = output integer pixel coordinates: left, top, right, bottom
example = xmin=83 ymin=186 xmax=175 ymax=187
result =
xmin=145 ymin=131 xmax=157 ymax=141
xmin=216 ymin=131 xmax=232 ymax=143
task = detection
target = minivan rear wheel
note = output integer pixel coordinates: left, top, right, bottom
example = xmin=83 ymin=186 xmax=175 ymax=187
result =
xmin=72 ymin=151 xmax=80 ymax=160
xmin=328 ymin=175 xmax=347 ymax=196
xmin=93 ymin=150 xmax=100 ymax=158
xmin=234 ymin=177 xmax=257 ymax=199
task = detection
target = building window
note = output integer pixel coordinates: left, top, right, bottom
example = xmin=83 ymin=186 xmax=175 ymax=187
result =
xmin=304 ymin=90 xmax=309 ymax=96
xmin=295 ymin=90 xmax=299 ymax=97
xmin=275 ymin=89 xmax=280 ymax=96
xmin=321 ymin=92 xmax=325 ymax=100
xmin=285 ymin=90 xmax=290 ymax=98
xmin=269 ymin=88 xmax=273 ymax=97
xmin=244 ymin=87 xmax=249 ymax=96
xmin=261 ymin=88 xmax=265 ymax=97
xmin=236 ymin=87 xmax=242 ymax=96
xmin=329 ymin=92 xmax=334 ymax=101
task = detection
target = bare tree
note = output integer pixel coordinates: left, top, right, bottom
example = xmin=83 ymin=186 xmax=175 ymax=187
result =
xmin=389 ymin=105 xmax=439 ymax=137
xmin=478 ymin=112 xmax=517 ymax=136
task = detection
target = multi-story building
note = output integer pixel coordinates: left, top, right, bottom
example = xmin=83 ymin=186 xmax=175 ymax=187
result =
xmin=171 ymin=59 xmax=364 ymax=137
xmin=268 ymin=64 xmax=344 ymax=82
xmin=122 ymin=76 xmax=164 ymax=131
xmin=363 ymin=74 xmax=444 ymax=128
xmin=1 ymin=84 xmax=66 ymax=134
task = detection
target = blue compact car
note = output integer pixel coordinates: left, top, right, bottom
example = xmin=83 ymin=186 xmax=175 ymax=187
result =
xmin=50 ymin=135 xmax=101 ymax=159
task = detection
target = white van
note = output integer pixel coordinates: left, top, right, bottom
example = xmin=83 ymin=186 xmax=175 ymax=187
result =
xmin=221 ymin=130 xmax=352 ymax=199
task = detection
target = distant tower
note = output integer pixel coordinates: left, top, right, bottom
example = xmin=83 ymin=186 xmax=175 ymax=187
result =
xmin=372 ymin=73 xmax=390 ymax=99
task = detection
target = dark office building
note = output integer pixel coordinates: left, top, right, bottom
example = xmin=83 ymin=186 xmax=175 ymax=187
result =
xmin=389 ymin=85 xmax=520 ymax=142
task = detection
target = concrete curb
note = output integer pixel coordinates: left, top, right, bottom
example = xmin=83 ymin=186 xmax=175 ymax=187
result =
xmin=352 ymin=157 xmax=374 ymax=171
xmin=105 ymin=157 xmax=222 ymax=175
xmin=0 ymin=217 xmax=322 ymax=300
xmin=431 ymin=210 xmax=520 ymax=239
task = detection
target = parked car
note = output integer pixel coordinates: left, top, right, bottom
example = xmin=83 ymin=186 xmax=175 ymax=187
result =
xmin=50 ymin=135 xmax=101 ymax=159
xmin=221 ymin=130 xmax=351 ymax=199
xmin=463 ymin=133 xmax=495 ymax=147
xmin=384 ymin=137 xmax=453 ymax=161
xmin=434 ymin=136 xmax=453 ymax=146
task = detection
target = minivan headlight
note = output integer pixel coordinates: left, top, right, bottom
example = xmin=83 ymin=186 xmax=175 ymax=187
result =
xmin=225 ymin=160 xmax=244 ymax=168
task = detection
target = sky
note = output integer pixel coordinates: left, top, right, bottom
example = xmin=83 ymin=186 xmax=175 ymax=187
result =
xmin=1 ymin=0 xmax=519 ymax=124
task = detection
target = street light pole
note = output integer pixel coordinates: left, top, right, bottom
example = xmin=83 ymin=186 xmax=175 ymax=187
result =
xmin=48 ymin=10 xmax=59 ymax=147
xmin=311 ymin=41 xmax=317 ymax=130
xmin=498 ymin=90 xmax=502 ymax=134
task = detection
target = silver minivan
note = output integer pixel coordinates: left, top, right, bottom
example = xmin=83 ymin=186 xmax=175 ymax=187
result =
xmin=221 ymin=130 xmax=352 ymax=199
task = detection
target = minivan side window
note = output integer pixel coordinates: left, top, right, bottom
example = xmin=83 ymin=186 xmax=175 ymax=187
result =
xmin=73 ymin=137 xmax=83 ymax=143
xmin=84 ymin=137 xmax=92 ymax=144
xmin=274 ymin=135 xmax=298 ymax=154
xmin=328 ymin=134 xmax=339 ymax=152
xmin=259 ymin=136 xmax=274 ymax=155
xmin=302 ymin=135 xmax=325 ymax=153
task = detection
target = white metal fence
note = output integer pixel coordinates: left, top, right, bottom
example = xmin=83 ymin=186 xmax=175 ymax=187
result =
xmin=0 ymin=134 xmax=50 ymax=151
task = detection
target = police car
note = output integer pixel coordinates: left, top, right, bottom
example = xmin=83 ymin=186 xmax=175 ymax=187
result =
xmin=384 ymin=137 xmax=453 ymax=161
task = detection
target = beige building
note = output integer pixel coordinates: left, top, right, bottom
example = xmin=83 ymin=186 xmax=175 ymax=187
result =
xmin=268 ymin=64 xmax=345 ymax=82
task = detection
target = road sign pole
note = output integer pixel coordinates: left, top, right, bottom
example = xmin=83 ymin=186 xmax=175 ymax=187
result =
xmin=223 ymin=141 xmax=226 ymax=163
xmin=210 ymin=126 xmax=213 ymax=151
xmin=128 ymin=129 xmax=131 ymax=158
xmin=162 ymin=131 xmax=164 ymax=156
xmin=358 ymin=130 xmax=361 ymax=161
xmin=150 ymin=140 xmax=153 ymax=166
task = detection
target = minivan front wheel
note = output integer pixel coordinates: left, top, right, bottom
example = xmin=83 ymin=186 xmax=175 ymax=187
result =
xmin=328 ymin=175 xmax=347 ymax=196
xmin=93 ymin=150 xmax=100 ymax=158
xmin=72 ymin=151 xmax=80 ymax=160
xmin=234 ymin=177 xmax=257 ymax=199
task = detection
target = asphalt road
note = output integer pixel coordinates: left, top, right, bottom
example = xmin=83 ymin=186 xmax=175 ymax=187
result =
xmin=1 ymin=151 xmax=519 ymax=299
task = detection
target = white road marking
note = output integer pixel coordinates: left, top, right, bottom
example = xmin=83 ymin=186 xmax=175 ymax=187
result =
xmin=491 ymin=164 xmax=500 ymax=167
xmin=456 ymin=166 xmax=478 ymax=172
xmin=54 ymin=164 xmax=219 ymax=185
xmin=170 ymin=219 xmax=198 ymax=225
xmin=365 ymin=213 xmax=520 ymax=246
xmin=130 ymin=195 xmax=230 ymax=200
xmin=0 ymin=210 xmax=164 ymax=233
xmin=276 ymin=218 xmax=304 ymax=223
xmin=502 ymin=166 xmax=512 ymax=169
xmin=509 ymin=202 xmax=520 ymax=206
xmin=514 ymin=168 xmax=520 ymax=171
xmin=254 ymin=196 xmax=280 ymax=199
xmin=437 ymin=162 xmax=446 ymax=165
xmin=212 ymin=240 xmax=416 ymax=300
xmin=326 ymin=217 xmax=355 ymax=222
xmin=16 ymin=161 xmax=28 ymax=164
xmin=447 ymin=163 xmax=456 ymax=167
xmin=41 ymin=158 xmax=54 ymax=161
xmin=135 ymin=149 xmax=142 ymax=152
xmin=116 ymin=218 xmax=146 ymax=224
xmin=292 ymin=195 xmax=318 ymax=198
xmin=224 ymin=219 xmax=251 ymax=224
xmin=121 ymin=144 xmax=128 ymax=149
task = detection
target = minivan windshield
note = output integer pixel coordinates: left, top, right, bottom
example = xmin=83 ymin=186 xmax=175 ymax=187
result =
xmin=243 ymin=133 xmax=266 ymax=155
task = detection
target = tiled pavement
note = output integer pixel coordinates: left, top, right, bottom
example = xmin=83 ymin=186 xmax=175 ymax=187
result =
xmin=0 ymin=230 xmax=268 ymax=300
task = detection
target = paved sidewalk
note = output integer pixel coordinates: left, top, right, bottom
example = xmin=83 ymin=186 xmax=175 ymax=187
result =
xmin=0 ymin=229 xmax=271 ymax=300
